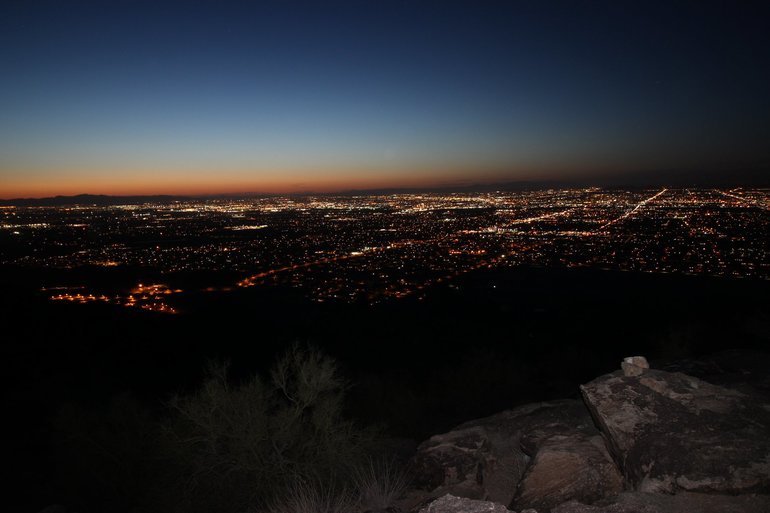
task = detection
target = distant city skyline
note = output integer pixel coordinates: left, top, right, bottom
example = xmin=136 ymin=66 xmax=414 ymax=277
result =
xmin=5 ymin=188 xmax=769 ymax=307
xmin=2 ymin=1 xmax=769 ymax=198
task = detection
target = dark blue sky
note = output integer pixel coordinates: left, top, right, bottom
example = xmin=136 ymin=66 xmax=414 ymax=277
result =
xmin=1 ymin=0 xmax=769 ymax=196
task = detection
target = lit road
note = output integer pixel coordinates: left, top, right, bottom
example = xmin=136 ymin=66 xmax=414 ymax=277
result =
xmin=237 ymin=249 xmax=378 ymax=287
xmin=718 ymin=189 xmax=770 ymax=211
xmin=598 ymin=188 xmax=668 ymax=231
xmin=236 ymin=238 xmax=444 ymax=288
xmin=504 ymin=208 xmax=576 ymax=225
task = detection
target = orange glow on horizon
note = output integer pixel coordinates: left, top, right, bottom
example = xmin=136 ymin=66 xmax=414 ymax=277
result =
xmin=0 ymin=164 xmax=541 ymax=199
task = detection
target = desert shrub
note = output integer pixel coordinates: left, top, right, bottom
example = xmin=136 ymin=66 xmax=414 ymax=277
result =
xmin=162 ymin=345 xmax=376 ymax=513
xmin=49 ymin=346 xmax=383 ymax=513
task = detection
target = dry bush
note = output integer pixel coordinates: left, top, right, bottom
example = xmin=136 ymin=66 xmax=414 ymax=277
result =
xmin=163 ymin=345 xmax=375 ymax=513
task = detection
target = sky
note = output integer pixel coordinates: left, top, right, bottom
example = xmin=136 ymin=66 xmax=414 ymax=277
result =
xmin=1 ymin=0 xmax=769 ymax=198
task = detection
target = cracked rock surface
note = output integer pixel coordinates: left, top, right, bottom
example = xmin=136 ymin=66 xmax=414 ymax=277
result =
xmin=581 ymin=368 xmax=770 ymax=494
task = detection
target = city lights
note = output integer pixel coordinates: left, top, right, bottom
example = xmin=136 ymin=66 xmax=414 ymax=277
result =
xmin=1 ymin=188 xmax=767 ymax=310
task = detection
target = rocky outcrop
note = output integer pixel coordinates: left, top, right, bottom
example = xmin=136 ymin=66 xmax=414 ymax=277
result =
xmin=580 ymin=367 xmax=770 ymax=494
xmin=409 ymin=400 xmax=622 ymax=510
xmin=410 ymin=352 xmax=770 ymax=513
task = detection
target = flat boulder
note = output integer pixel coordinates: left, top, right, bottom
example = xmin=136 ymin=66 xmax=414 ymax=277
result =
xmin=581 ymin=366 xmax=770 ymax=494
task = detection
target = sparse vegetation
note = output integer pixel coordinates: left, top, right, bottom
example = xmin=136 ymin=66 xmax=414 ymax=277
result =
xmin=265 ymin=458 xmax=410 ymax=513
xmin=353 ymin=458 xmax=411 ymax=513
xmin=267 ymin=476 xmax=356 ymax=513
xmin=160 ymin=344 xmax=377 ymax=513
xmin=52 ymin=345 xmax=387 ymax=513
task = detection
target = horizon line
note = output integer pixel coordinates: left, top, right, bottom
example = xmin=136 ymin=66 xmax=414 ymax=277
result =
xmin=3 ymin=178 xmax=770 ymax=204
xmin=4 ymin=165 xmax=770 ymax=201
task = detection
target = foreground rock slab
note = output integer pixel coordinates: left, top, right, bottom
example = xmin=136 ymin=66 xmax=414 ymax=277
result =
xmin=581 ymin=368 xmax=770 ymax=493
xmin=418 ymin=494 xmax=517 ymax=513
xmin=551 ymin=491 xmax=770 ymax=513
xmin=420 ymin=491 xmax=770 ymax=513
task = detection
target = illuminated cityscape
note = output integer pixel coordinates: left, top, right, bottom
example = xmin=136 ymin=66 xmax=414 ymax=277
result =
xmin=1 ymin=187 xmax=768 ymax=312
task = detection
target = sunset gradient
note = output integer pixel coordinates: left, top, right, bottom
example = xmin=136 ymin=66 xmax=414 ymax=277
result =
xmin=2 ymin=1 xmax=769 ymax=198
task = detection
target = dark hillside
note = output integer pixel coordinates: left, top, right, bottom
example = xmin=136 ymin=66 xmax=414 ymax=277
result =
xmin=2 ymin=265 xmax=769 ymax=510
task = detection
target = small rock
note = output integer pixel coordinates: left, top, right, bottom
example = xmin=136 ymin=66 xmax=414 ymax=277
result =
xmin=620 ymin=356 xmax=649 ymax=377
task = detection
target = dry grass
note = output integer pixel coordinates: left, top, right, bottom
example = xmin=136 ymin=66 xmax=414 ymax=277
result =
xmin=352 ymin=459 xmax=410 ymax=513
xmin=267 ymin=477 xmax=356 ymax=513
